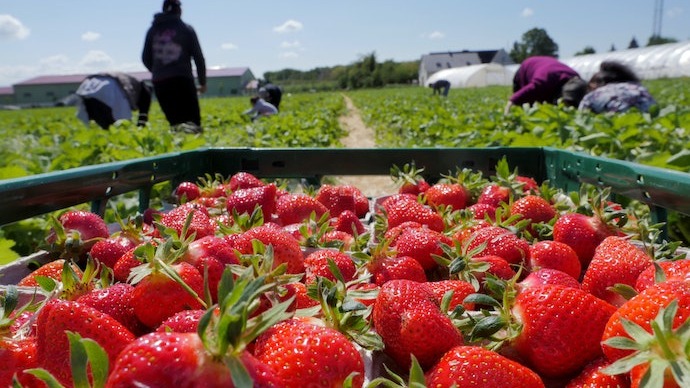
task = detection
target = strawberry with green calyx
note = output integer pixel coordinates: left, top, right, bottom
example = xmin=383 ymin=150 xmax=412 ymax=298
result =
xmin=565 ymin=357 xmax=630 ymax=388
xmin=226 ymin=183 xmax=278 ymax=219
xmin=602 ymin=300 xmax=690 ymax=387
xmin=44 ymin=210 xmax=110 ymax=263
xmin=304 ymin=249 xmax=357 ymax=285
xmin=392 ymin=226 xmax=453 ymax=271
xmin=635 ymin=260 xmax=690 ymax=293
xmin=463 ymin=224 xmax=530 ymax=266
xmin=228 ymin=171 xmax=266 ymax=191
xmin=0 ymin=286 xmax=43 ymax=388
xmin=21 ymin=256 xmax=100 ymax=302
xmin=460 ymin=278 xmax=617 ymax=378
xmin=275 ymin=192 xmax=329 ymax=226
xmin=390 ymin=161 xmax=431 ymax=196
xmin=377 ymin=193 xmax=445 ymax=232
xmin=77 ymin=282 xmax=148 ymax=337
xmin=157 ymin=202 xmax=216 ymax=240
xmin=108 ymin=268 xmax=293 ymax=387
xmin=355 ymin=238 xmax=427 ymax=286
xmin=89 ymin=209 xmax=151 ymax=270
xmin=423 ymin=182 xmax=470 ymax=211
xmin=519 ymin=268 xmax=581 ymax=290
xmin=17 ymin=258 xmax=82 ymax=288
xmin=315 ymin=183 xmax=368 ymax=218
xmin=234 ymin=223 xmax=305 ymax=274
xmin=174 ymin=180 xmax=202 ymax=203
xmin=528 ymin=240 xmax=582 ymax=281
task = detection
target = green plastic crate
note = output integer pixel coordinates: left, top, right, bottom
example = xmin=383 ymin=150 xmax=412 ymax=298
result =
xmin=2 ymin=147 xmax=690 ymax=227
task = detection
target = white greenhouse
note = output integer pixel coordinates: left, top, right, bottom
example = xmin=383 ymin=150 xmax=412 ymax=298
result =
xmin=425 ymin=63 xmax=516 ymax=89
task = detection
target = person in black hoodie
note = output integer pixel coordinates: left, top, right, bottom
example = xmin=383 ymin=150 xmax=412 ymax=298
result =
xmin=142 ymin=0 xmax=206 ymax=133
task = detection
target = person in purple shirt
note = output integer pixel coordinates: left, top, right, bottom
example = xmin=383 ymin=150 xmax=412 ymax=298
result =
xmin=504 ymin=56 xmax=586 ymax=114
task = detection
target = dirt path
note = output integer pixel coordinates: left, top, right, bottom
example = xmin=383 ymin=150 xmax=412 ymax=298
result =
xmin=333 ymin=95 xmax=398 ymax=198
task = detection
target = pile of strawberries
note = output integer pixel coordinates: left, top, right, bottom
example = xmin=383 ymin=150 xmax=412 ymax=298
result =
xmin=2 ymin=159 xmax=690 ymax=387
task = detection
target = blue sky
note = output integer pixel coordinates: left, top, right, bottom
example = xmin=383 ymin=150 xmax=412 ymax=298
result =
xmin=0 ymin=1 xmax=687 ymax=87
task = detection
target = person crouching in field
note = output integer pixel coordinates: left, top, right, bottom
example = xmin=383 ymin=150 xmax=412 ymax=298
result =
xmin=579 ymin=60 xmax=657 ymax=114
xmin=430 ymin=79 xmax=451 ymax=97
xmin=76 ymin=72 xmax=152 ymax=129
xmin=244 ymin=96 xmax=278 ymax=121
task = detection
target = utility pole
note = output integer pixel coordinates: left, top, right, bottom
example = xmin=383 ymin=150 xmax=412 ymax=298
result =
xmin=652 ymin=0 xmax=664 ymax=38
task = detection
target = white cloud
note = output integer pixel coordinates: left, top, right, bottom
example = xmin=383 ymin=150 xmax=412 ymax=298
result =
xmin=667 ymin=7 xmax=683 ymax=18
xmin=81 ymin=31 xmax=101 ymax=42
xmin=279 ymin=51 xmax=299 ymax=59
xmin=0 ymin=14 xmax=30 ymax=40
xmin=221 ymin=42 xmax=238 ymax=50
xmin=273 ymin=19 xmax=303 ymax=34
xmin=521 ymin=8 xmax=534 ymax=17
xmin=280 ymin=40 xmax=301 ymax=49
xmin=79 ymin=50 xmax=114 ymax=69
xmin=427 ymin=31 xmax=445 ymax=40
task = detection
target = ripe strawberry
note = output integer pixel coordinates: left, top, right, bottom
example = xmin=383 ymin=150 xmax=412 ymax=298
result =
xmin=382 ymin=194 xmax=444 ymax=232
xmin=45 ymin=210 xmax=110 ymax=260
xmin=552 ymin=212 xmax=615 ymax=268
xmin=373 ymin=279 xmax=463 ymax=370
xmin=601 ymin=280 xmax=690 ymax=363
xmin=565 ymin=357 xmax=628 ymax=388
xmin=275 ymin=193 xmax=329 ymax=225
xmin=76 ymin=282 xmax=147 ymax=336
xmin=17 ymin=259 xmax=82 ymax=287
xmin=158 ymin=202 xmax=216 ymax=240
xmin=471 ymin=255 xmax=517 ymax=283
xmin=393 ymin=226 xmax=453 ymax=270
xmin=332 ymin=209 xmax=366 ymax=235
xmin=112 ymin=244 xmax=145 ymax=283
xmin=509 ymin=284 xmax=617 ymax=377
xmin=228 ymin=171 xmax=265 ymax=191
xmin=509 ymin=194 xmax=556 ymax=236
xmin=477 ymin=184 xmax=511 ymax=208
xmin=174 ymin=181 xmax=201 ymax=202
xmin=253 ymin=318 xmax=365 ymax=387
xmin=519 ymin=268 xmax=581 ymax=290
xmin=425 ymin=279 xmax=476 ymax=311
xmin=226 ymin=183 xmax=277 ymax=218
xmin=303 ymin=249 xmax=357 ymax=285
xmin=466 ymin=202 xmax=497 ymax=220
xmin=315 ymin=184 xmax=358 ymax=217
xmin=320 ymin=230 xmax=355 ymax=250
xmin=234 ymin=224 xmax=305 ymax=274
xmin=424 ymin=182 xmax=469 ymax=210
xmin=0 ymin=337 xmax=40 ymax=388
xmin=156 ymin=309 xmax=206 ymax=333
xmin=528 ymin=240 xmax=582 ymax=281
xmin=634 ymin=259 xmax=690 ymax=292
xmin=426 ymin=345 xmax=545 ymax=387
xmin=465 ymin=225 xmax=530 ymax=266
xmin=370 ymin=254 xmax=427 ymax=286
xmin=399 ymin=179 xmax=430 ymax=195
xmin=516 ymin=175 xmax=540 ymax=194
xmin=581 ymin=236 xmax=653 ymax=307
xmin=89 ymin=234 xmax=138 ymax=269
xmin=130 ymin=261 xmax=206 ymax=329
xmin=182 ymin=235 xmax=240 ymax=301
xmin=36 ymin=299 xmax=135 ymax=386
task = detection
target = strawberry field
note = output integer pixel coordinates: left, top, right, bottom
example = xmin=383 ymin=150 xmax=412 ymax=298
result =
xmin=1 ymin=78 xmax=690 ymax=387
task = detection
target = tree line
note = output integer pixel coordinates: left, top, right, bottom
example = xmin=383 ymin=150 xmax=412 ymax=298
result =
xmin=262 ymin=28 xmax=679 ymax=92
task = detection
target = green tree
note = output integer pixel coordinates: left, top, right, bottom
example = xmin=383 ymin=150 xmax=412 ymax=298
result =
xmin=647 ymin=35 xmax=678 ymax=46
xmin=509 ymin=28 xmax=558 ymax=63
xmin=574 ymin=46 xmax=596 ymax=56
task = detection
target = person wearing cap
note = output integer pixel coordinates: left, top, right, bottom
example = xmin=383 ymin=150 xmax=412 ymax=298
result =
xmin=258 ymin=83 xmax=283 ymax=111
xmin=504 ymin=56 xmax=586 ymax=114
xmin=142 ymin=0 xmax=206 ymax=133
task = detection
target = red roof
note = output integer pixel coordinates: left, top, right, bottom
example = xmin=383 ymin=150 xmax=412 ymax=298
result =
xmin=13 ymin=67 xmax=250 ymax=86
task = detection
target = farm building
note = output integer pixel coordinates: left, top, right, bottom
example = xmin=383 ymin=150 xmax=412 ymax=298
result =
xmin=418 ymin=49 xmax=514 ymax=86
xmin=4 ymin=67 xmax=256 ymax=107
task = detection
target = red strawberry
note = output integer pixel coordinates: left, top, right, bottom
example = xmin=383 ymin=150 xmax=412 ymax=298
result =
xmin=315 ymin=184 xmax=358 ymax=217
xmin=565 ymin=357 xmax=628 ymax=388
xmin=509 ymin=194 xmax=556 ymax=236
xmin=156 ymin=309 xmax=206 ymax=333
xmin=17 ymin=259 xmax=82 ymax=287
xmin=303 ymin=249 xmax=356 ymax=285
xmin=426 ymin=345 xmax=545 ymax=387
xmin=0 ymin=337 xmax=40 ymax=388
xmin=581 ymin=236 xmax=653 ymax=307
xmin=226 ymin=183 xmax=277 ymax=218
xmin=320 ymin=230 xmax=355 ymax=250
xmin=382 ymin=194 xmax=444 ymax=232
xmin=424 ymin=182 xmax=469 ymax=210
xmin=553 ymin=212 xmax=615 ymax=268
xmin=275 ymin=193 xmax=329 ymax=225
xmin=399 ymin=179 xmax=430 ymax=195
xmin=234 ymin=224 xmax=305 ymax=274
xmin=472 ymin=255 xmax=518 ymax=283
xmin=253 ymin=318 xmax=365 ymax=387
xmin=174 ymin=181 xmax=201 ymax=202
xmin=634 ymin=259 xmax=690 ymax=292
xmin=519 ymin=268 xmax=581 ymax=290
xmin=369 ymin=254 xmax=427 ymax=286
xmin=466 ymin=202 xmax=497 ymax=220
xmin=158 ymin=202 xmax=216 ymax=240
xmin=45 ymin=210 xmax=110 ymax=260
xmin=465 ymin=225 xmax=530 ymax=266
xmin=182 ymin=235 xmax=240 ymax=301
xmin=425 ymin=279 xmax=476 ymax=311
xmin=228 ymin=171 xmax=265 ymax=191
xmin=393 ymin=226 xmax=453 ymax=270
xmin=281 ymin=282 xmax=319 ymax=311
xmin=76 ymin=283 xmax=148 ymax=336
xmin=112 ymin=244 xmax=144 ymax=283
xmin=89 ymin=234 xmax=138 ymax=269
xmin=477 ymin=184 xmax=510 ymax=208
xmin=516 ymin=175 xmax=540 ymax=193
xmin=130 ymin=261 xmax=205 ymax=329
xmin=373 ymin=279 xmax=463 ymax=370
xmin=528 ymin=240 xmax=582 ymax=281
xmin=510 ymin=284 xmax=617 ymax=377
xmin=332 ymin=209 xmax=366 ymax=235
xmin=36 ymin=299 xmax=135 ymax=386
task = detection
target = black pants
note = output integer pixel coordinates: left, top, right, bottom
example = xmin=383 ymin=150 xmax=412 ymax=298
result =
xmin=153 ymin=77 xmax=201 ymax=126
